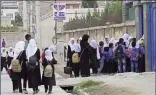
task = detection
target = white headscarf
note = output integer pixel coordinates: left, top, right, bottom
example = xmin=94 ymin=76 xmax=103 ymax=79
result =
xmin=8 ymin=47 xmax=14 ymax=57
xmin=1 ymin=47 xmax=6 ymax=57
xmin=9 ymin=41 xmax=25 ymax=69
xmin=26 ymin=39 xmax=37 ymax=61
xmin=104 ymin=37 xmax=109 ymax=47
xmin=45 ymin=49 xmax=53 ymax=61
xmin=68 ymin=38 xmax=75 ymax=52
xmin=122 ymin=33 xmax=129 ymax=47
xmin=49 ymin=44 xmax=55 ymax=53
xmin=109 ymin=38 xmax=115 ymax=43
xmin=128 ymin=36 xmax=133 ymax=41
xmin=13 ymin=41 xmax=25 ymax=60
xmin=123 ymin=33 xmax=129 ymax=41
xmin=79 ymin=37 xmax=82 ymax=41
xmin=74 ymin=43 xmax=81 ymax=53
xmin=90 ymin=40 xmax=100 ymax=60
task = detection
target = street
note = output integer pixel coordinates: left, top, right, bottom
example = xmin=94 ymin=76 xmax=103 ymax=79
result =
xmin=1 ymin=70 xmax=69 ymax=95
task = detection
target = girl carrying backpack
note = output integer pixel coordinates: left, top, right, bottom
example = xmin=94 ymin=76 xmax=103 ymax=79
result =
xmin=41 ymin=49 xmax=56 ymax=94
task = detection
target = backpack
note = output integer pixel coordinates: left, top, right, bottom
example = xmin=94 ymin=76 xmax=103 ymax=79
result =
xmin=11 ymin=59 xmax=22 ymax=72
xmin=44 ymin=64 xmax=53 ymax=77
xmin=27 ymin=55 xmax=37 ymax=72
xmin=115 ymin=45 xmax=124 ymax=59
xmin=72 ymin=53 xmax=80 ymax=64
xmin=11 ymin=52 xmax=23 ymax=73
xmin=131 ymin=48 xmax=138 ymax=61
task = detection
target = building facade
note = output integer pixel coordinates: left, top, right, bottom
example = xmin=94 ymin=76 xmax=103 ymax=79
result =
xmin=1 ymin=1 xmax=19 ymax=20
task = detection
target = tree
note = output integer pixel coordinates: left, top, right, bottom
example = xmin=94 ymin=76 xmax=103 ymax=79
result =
xmin=82 ymin=0 xmax=98 ymax=8
xmin=86 ymin=10 xmax=92 ymax=21
xmin=14 ymin=13 xmax=23 ymax=26
xmin=75 ymin=11 xmax=78 ymax=20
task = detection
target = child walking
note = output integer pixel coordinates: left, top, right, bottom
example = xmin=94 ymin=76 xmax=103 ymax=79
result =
xmin=130 ymin=42 xmax=139 ymax=72
xmin=41 ymin=50 xmax=56 ymax=94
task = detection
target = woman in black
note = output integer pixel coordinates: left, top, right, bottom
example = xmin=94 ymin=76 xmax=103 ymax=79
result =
xmin=7 ymin=47 xmax=14 ymax=69
xmin=89 ymin=40 xmax=100 ymax=75
xmin=80 ymin=34 xmax=90 ymax=77
xmin=1 ymin=48 xmax=8 ymax=72
xmin=41 ymin=49 xmax=56 ymax=94
xmin=67 ymin=38 xmax=76 ymax=77
xmin=26 ymin=39 xmax=41 ymax=94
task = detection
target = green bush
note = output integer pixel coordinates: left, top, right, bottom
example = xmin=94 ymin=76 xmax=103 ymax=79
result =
xmin=64 ymin=1 xmax=122 ymax=31
xmin=73 ymin=80 xmax=103 ymax=93
xmin=0 ymin=26 xmax=19 ymax=31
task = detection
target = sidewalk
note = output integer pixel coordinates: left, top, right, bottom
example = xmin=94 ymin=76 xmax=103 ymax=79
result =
xmin=1 ymin=71 xmax=69 ymax=95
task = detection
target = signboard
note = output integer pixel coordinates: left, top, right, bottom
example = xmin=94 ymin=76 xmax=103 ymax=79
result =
xmin=53 ymin=3 xmax=66 ymax=20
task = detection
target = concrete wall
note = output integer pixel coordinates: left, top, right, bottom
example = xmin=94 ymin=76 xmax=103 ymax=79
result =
xmin=54 ymin=21 xmax=136 ymax=63
xmin=57 ymin=21 xmax=136 ymax=43
xmin=40 ymin=15 xmax=55 ymax=49
xmin=1 ymin=32 xmax=25 ymax=48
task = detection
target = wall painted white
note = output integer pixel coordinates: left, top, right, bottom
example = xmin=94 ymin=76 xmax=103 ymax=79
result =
xmin=40 ymin=16 xmax=55 ymax=49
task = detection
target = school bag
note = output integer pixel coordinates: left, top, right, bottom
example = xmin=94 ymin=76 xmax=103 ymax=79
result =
xmin=12 ymin=59 xmax=23 ymax=73
xmin=115 ymin=45 xmax=124 ymax=59
xmin=11 ymin=52 xmax=23 ymax=73
xmin=131 ymin=48 xmax=138 ymax=61
xmin=27 ymin=55 xmax=37 ymax=72
xmin=44 ymin=62 xmax=53 ymax=77
xmin=72 ymin=53 xmax=80 ymax=64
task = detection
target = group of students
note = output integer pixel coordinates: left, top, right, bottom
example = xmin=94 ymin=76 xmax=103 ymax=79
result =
xmin=1 ymin=34 xmax=56 ymax=95
xmin=66 ymin=33 xmax=145 ymax=77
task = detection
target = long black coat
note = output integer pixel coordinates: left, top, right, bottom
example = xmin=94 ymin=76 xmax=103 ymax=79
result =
xmin=67 ymin=45 xmax=74 ymax=67
xmin=21 ymin=50 xmax=27 ymax=79
xmin=89 ymin=47 xmax=99 ymax=69
xmin=7 ymin=56 xmax=13 ymax=67
xmin=80 ymin=41 xmax=90 ymax=77
xmin=41 ymin=58 xmax=56 ymax=86
xmin=27 ymin=49 xmax=41 ymax=88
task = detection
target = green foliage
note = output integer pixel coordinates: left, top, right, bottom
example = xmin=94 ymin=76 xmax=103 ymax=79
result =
xmin=0 ymin=26 xmax=19 ymax=31
xmin=12 ymin=13 xmax=23 ymax=26
xmin=86 ymin=9 xmax=92 ymax=21
xmin=73 ymin=80 xmax=103 ymax=93
xmin=82 ymin=0 xmax=98 ymax=8
xmin=64 ymin=1 xmax=122 ymax=31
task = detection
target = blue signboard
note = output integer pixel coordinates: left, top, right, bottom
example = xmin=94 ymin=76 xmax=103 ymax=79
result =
xmin=53 ymin=3 xmax=66 ymax=20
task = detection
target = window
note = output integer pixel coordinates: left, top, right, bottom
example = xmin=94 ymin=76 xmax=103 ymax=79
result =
xmin=6 ymin=13 xmax=13 ymax=19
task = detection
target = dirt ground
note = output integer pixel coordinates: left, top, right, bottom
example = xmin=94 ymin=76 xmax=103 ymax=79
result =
xmin=89 ymin=84 xmax=140 ymax=95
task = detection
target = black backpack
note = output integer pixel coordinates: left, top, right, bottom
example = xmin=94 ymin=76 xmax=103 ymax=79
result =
xmin=115 ymin=45 xmax=124 ymax=59
xmin=27 ymin=55 xmax=37 ymax=72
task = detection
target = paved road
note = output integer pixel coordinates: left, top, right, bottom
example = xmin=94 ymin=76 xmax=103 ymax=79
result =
xmin=1 ymin=70 xmax=69 ymax=95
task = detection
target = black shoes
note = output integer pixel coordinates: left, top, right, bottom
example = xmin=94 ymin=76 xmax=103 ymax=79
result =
xmin=48 ymin=91 xmax=52 ymax=94
xmin=23 ymin=89 xmax=28 ymax=94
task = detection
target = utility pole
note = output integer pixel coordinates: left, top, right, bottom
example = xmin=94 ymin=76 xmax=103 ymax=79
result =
xmin=30 ymin=1 xmax=33 ymax=37
xmin=35 ymin=1 xmax=42 ymax=50
xmin=54 ymin=0 xmax=57 ymax=45
xmin=23 ymin=1 xmax=28 ymax=33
